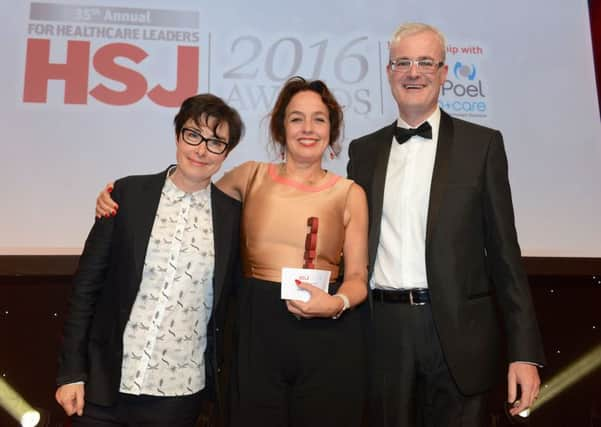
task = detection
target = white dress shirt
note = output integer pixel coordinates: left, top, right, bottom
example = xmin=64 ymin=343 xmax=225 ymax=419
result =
xmin=370 ymin=108 xmax=441 ymax=290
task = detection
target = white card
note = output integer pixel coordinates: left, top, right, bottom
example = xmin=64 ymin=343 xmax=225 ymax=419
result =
xmin=281 ymin=267 xmax=331 ymax=302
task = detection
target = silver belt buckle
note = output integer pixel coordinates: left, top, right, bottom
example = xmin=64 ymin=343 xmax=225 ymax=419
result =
xmin=409 ymin=290 xmax=425 ymax=306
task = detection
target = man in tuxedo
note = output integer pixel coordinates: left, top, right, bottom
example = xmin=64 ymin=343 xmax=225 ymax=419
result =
xmin=55 ymin=94 xmax=244 ymax=426
xmin=347 ymin=23 xmax=545 ymax=426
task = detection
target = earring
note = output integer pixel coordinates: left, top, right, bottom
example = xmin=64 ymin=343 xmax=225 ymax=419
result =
xmin=328 ymin=145 xmax=336 ymax=160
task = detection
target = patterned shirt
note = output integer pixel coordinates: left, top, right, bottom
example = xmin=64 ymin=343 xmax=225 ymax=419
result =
xmin=120 ymin=174 xmax=214 ymax=396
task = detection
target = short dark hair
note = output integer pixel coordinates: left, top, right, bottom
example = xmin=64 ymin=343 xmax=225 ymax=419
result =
xmin=174 ymin=94 xmax=244 ymax=153
xmin=269 ymin=76 xmax=343 ymax=157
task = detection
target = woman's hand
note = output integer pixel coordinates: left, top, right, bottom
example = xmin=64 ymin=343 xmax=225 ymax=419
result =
xmin=55 ymin=383 xmax=85 ymax=416
xmin=95 ymin=182 xmax=118 ymax=218
xmin=285 ymin=280 xmax=344 ymax=319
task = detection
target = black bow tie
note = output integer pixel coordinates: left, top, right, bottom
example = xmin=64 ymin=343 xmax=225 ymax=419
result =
xmin=395 ymin=121 xmax=432 ymax=144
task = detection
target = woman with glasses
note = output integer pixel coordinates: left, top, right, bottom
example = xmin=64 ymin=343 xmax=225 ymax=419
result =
xmin=96 ymin=77 xmax=369 ymax=427
xmin=56 ymin=94 xmax=244 ymax=427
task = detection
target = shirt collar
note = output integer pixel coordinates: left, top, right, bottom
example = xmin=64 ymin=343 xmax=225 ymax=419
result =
xmin=164 ymin=166 xmax=211 ymax=204
xmin=397 ymin=107 xmax=441 ymax=133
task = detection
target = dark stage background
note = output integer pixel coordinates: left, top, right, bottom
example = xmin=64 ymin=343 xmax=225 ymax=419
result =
xmin=1 ymin=261 xmax=600 ymax=427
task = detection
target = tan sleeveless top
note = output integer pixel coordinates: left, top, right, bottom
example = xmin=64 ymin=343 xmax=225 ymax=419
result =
xmin=224 ymin=161 xmax=353 ymax=283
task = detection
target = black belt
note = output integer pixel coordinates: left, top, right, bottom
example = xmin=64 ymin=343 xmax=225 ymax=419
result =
xmin=372 ymin=288 xmax=430 ymax=305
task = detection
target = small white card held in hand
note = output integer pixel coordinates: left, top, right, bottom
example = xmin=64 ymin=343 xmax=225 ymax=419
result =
xmin=281 ymin=267 xmax=331 ymax=302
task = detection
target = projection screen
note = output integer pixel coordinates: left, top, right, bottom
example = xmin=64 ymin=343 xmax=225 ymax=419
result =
xmin=0 ymin=0 xmax=599 ymax=257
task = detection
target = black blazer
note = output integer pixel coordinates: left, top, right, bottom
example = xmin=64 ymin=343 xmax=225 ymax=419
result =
xmin=347 ymin=110 xmax=545 ymax=395
xmin=57 ymin=168 xmax=241 ymax=412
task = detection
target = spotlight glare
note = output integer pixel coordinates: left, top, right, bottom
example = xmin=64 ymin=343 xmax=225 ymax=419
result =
xmin=0 ymin=378 xmax=40 ymax=427
xmin=21 ymin=410 xmax=40 ymax=427
xmin=530 ymin=344 xmax=601 ymax=414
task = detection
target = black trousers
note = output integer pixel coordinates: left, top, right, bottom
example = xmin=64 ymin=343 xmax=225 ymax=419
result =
xmin=368 ymin=299 xmax=489 ymax=427
xmin=230 ymin=278 xmax=366 ymax=427
xmin=71 ymin=391 xmax=204 ymax=427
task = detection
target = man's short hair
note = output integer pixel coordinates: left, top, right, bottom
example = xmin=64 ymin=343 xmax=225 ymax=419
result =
xmin=389 ymin=22 xmax=447 ymax=63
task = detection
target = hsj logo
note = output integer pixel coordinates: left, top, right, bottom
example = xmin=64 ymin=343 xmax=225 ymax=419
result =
xmin=453 ymin=62 xmax=476 ymax=81
xmin=440 ymin=60 xmax=488 ymax=118
xmin=21 ymin=3 xmax=202 ymax=108
xmin=23 ymin=40 xmax=198 ymax=107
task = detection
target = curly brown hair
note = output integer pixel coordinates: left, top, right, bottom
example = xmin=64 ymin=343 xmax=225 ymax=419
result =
xmin=269 ymin=76 xmax=343 ymax=157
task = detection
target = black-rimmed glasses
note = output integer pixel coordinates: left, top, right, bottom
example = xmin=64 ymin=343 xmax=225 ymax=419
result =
xmin=181 ymin=127 xmax=229 ymax=154
xmin=389 ymin=58 xmax=444 ymax=74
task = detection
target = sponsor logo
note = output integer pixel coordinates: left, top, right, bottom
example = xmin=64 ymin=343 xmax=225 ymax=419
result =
xmin=440 ymin=53 xmax=489 ymax=118
xmin=453 ymin=61 xmax=476 ymax=80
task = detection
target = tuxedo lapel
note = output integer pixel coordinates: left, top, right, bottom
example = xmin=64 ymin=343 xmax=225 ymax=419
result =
xmin=210 ymin=184 xmax=235 ymax=313
xmin=426 ymin=111 xmax=454 ymax=246
xmin=368 ymin=122 xmax=396 ymax=270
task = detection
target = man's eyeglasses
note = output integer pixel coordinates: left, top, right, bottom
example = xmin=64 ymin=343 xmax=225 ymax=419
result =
xmin=181 ymin=128 xmax=229 ymax=154
xmin=389 ymin=58 xmax=444 ymax=74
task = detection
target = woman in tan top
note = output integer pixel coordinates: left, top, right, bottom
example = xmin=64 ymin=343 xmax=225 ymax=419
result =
xmin=96 ymin=77 xmax=369 ymax=426
xmin=223 ymin=77 xmax=368 ymax=427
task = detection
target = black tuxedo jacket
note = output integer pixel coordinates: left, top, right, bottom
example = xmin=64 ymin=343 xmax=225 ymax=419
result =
xmin=347 ymin=110 xmax=545 ymax=394
xmin=57 ymin=168 xmax=241 ymax=411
